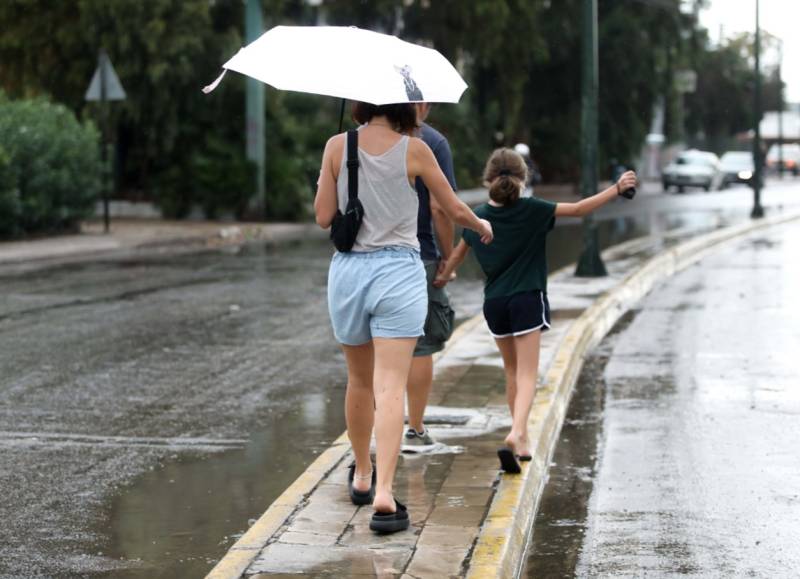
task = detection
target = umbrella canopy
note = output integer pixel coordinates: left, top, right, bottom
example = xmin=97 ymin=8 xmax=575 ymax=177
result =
xmin=203 ymin=25 xmax=467 ymax=105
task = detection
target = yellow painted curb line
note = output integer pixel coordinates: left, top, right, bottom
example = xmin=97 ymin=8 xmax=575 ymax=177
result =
xmin=466 ymin=210 xmax=800 ymax=579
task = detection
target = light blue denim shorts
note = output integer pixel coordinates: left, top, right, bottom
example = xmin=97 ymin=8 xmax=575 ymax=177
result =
xmin=327 ymin=246 xmax=427 ymax=346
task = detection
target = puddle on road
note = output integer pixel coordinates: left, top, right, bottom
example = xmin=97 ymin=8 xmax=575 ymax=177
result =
xmin=92 ymin=215 xmax=692 ymax=578
xmin=99 ymin=389 xmax=350 ymax=579
xmin=523 ymin=311 xmax=636 ymax=577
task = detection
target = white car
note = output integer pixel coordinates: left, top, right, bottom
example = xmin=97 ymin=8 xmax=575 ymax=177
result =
xmin=662 ymin=150 xmax=721 ymax=192
xmin=719 ymin=151 xmax=756 ymax=188
xmin=766 ymin=143 xmax=800 ymax=175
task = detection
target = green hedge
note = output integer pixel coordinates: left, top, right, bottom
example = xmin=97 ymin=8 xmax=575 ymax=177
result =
xmin=0 ymin=95 xmax=101 ymax=238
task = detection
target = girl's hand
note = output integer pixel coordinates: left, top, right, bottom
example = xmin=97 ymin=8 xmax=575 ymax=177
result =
xmin=478 ymin=218 xmax=493 ymax=244
xmin=616 ymin=171 xmax=637 ymax=195
xmin=433 ymin=274 xmax=450 ymax=288
xmin=437 ymin=259 xmax=457 ymax=282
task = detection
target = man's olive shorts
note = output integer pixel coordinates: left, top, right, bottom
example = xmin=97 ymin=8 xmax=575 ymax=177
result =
xmin=413 ymin=260 xmax=456 ymax=357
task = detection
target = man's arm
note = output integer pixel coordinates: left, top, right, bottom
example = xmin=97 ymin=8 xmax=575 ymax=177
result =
xmin=433 ymin=239 xmax=470 ymax=288
xmin=431 ymin=138 xmax=458 ymax=263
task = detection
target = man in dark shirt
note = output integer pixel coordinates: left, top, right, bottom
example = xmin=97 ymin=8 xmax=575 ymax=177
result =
xmin=402 ymin=103 xmax=457 ymax=452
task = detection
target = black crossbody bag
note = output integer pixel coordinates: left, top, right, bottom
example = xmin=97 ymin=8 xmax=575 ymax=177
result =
xmin=330 ymin=129 xmax=364 ymax=252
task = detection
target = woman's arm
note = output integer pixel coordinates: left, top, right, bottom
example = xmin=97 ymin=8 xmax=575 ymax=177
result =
xmin=555 ymin=171 xmax=637 ymax=218
xmin=313 ymin=135 xmax=343 ymax=228
xmin=409 ymin=139 xmax=493 ymax=244
xmin=433 ymin=239 xmax=470 ymax=288
xmin=430 ymin=195 xmax=455 ymax=262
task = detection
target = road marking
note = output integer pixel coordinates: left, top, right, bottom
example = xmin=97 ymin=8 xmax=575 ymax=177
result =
xmin=0 ymin=431 xmax=247 ymax=450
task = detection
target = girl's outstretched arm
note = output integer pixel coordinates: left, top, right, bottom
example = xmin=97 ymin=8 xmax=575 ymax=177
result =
xmin=555 ymin=171 xmax=637 ymax=218
xmin=433 ymin=239 xmax=470 ymax=288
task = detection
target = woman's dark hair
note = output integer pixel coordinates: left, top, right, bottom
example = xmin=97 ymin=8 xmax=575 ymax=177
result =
xmin=483 ymin=148 xmax=527 ymax=205
xmin=351 ymin=102 xmax=419 ymax=134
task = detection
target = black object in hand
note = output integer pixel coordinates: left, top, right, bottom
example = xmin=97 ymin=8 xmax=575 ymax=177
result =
xmin=619 ymin=187 xmax=636 ymax=200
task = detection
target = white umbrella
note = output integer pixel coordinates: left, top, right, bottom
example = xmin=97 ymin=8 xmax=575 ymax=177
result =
xmin=203 ymin=25 xmax=467 ymax=105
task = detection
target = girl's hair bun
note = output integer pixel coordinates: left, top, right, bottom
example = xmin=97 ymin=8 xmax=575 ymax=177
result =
xmin=483 ymin=148 xmax=527 ymax=205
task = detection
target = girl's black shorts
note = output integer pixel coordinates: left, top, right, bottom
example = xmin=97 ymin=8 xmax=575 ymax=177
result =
xmin=482 ymin=290 xmax=551 ymax=338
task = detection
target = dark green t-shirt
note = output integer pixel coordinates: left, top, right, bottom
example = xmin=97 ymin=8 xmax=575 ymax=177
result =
xmin=462 ymin=197 xmax=557 ymax=300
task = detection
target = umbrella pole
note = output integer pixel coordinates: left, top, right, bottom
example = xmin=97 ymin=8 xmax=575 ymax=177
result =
xmin=338 ymin=98 xmax=346 ymax=133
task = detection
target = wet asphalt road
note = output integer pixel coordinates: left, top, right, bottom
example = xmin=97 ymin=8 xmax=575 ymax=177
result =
xmin=526 ymin=220 xmax=800 ymax=576
xmin=1 ymin=180 xmax=799 ymax=578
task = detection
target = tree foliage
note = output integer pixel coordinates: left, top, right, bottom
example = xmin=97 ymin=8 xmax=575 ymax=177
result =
xmin=685 ymin=32 xmax=783 ymax=151
xmin=0 ymin=0 xmax=776 ymax=222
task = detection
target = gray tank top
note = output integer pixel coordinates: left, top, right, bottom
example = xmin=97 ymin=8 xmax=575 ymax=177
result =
xmin=336 ymin=129 xmax=420 ymax=253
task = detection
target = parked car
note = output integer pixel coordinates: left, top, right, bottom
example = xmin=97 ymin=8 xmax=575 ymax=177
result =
xmin=719 ymin=151 xmax=756 ymax=188
xmin=766 ymin=143 xmax=800 ymax=175
xmin=662 ymin=150 xmax=721 ymax=192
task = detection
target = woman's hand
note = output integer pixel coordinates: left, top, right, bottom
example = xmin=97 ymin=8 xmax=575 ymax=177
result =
xmin=616 ymin=171 xmax=637 ymax=195
xmin=478 ymin=218 xmax=493 ymax=244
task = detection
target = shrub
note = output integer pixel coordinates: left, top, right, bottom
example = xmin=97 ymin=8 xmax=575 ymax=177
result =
xmin=0 ymin=94 xmax=101 ymax=237
xmin=191 ymin=137 xmax=256 ymax=220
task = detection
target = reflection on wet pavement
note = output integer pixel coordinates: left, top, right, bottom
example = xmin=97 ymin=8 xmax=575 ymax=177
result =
xmin=526 ymin=223 xmax=800 ymax=576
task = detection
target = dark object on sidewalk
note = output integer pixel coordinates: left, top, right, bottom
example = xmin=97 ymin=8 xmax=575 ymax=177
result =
xmin=497 ymin=447 xmax=522 ymax=474
xmin=619 ymin=186 xmax=636 ymax=200
xmin=330 ymin=129 xmax=364 ymax=252
xmin=370 ymin=499 xmax=410 ymax=534
xmin=347 ymin=462 xmax=376 ymax=505
xmin=517 ymin=454 xmax=532 ymax=462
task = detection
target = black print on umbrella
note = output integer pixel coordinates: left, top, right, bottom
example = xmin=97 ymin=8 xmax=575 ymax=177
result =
xmin=394 ymin=65 xmax=424 ymax=101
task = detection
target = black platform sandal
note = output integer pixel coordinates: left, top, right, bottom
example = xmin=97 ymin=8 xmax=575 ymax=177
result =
xmin=497 ymin=447 xmax=522 ymax=474
xmin=369 ymin=499 xmax=409 ymax=534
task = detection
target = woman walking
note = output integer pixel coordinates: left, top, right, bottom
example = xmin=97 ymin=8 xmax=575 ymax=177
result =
xmin=435 ymin=148 xmax=636 ymax=473
xmin=314 ymin=102 xmax=492 ymax=533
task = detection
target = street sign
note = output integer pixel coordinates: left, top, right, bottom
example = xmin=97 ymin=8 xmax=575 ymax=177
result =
xmin=85 ymin=52 xmax=126 ymax=101
xmin=675 ymin=69 xmax=697 ymax=94
xmin=85 ymin=49 xmax=126 ymax=234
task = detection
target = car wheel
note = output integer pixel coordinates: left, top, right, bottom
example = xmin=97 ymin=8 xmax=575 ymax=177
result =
xmin=677 ymin=185 xmax=685 ymax=193
xmin=662 ymin=182 xmax=670 ymax=193
xmin=703 ymin=184 xmax=711 ymax=192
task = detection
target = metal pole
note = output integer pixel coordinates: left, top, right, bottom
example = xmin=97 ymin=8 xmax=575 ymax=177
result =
xmin=575 ymin=0 xmax=607 ymax=277
xmin=338 ymin=99 xmax=346 ymax=133
xmin=752 ymin=0 xmax=764 ymax=218
xmin=100 ymin=49 xmax=110 ymax=233
xmin=777 ymin=40 xmax=784 ymax=179
xmin=245 ymin=0 xmax=266 ymax=217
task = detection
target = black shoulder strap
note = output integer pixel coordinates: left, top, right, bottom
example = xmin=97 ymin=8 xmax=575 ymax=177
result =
xmin=346 ymin=129 xmax=359 ymax=201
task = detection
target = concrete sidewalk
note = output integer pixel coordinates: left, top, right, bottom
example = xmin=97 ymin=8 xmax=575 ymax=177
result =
xmin=206 ymin=208 xmax=800 ymax=579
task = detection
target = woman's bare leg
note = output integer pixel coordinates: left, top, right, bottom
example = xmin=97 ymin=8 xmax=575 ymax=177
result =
xmin=371 ymin=336 xmax=417 ymax=513
xmin=342 ymin=342 xmax=375 ymax=492
xmin=494 ymin=336 xmax=517 ymax=418
xmin=504 ymin=331 xmax=541 ymax=457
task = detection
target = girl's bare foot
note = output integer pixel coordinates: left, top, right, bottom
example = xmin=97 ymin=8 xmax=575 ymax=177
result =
xmin=504 ymin=432 xmax=531 ymax=459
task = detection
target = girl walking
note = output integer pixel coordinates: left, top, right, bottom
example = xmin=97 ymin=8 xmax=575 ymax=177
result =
xmin=435 ymin=148 xmax=636 ymax=473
